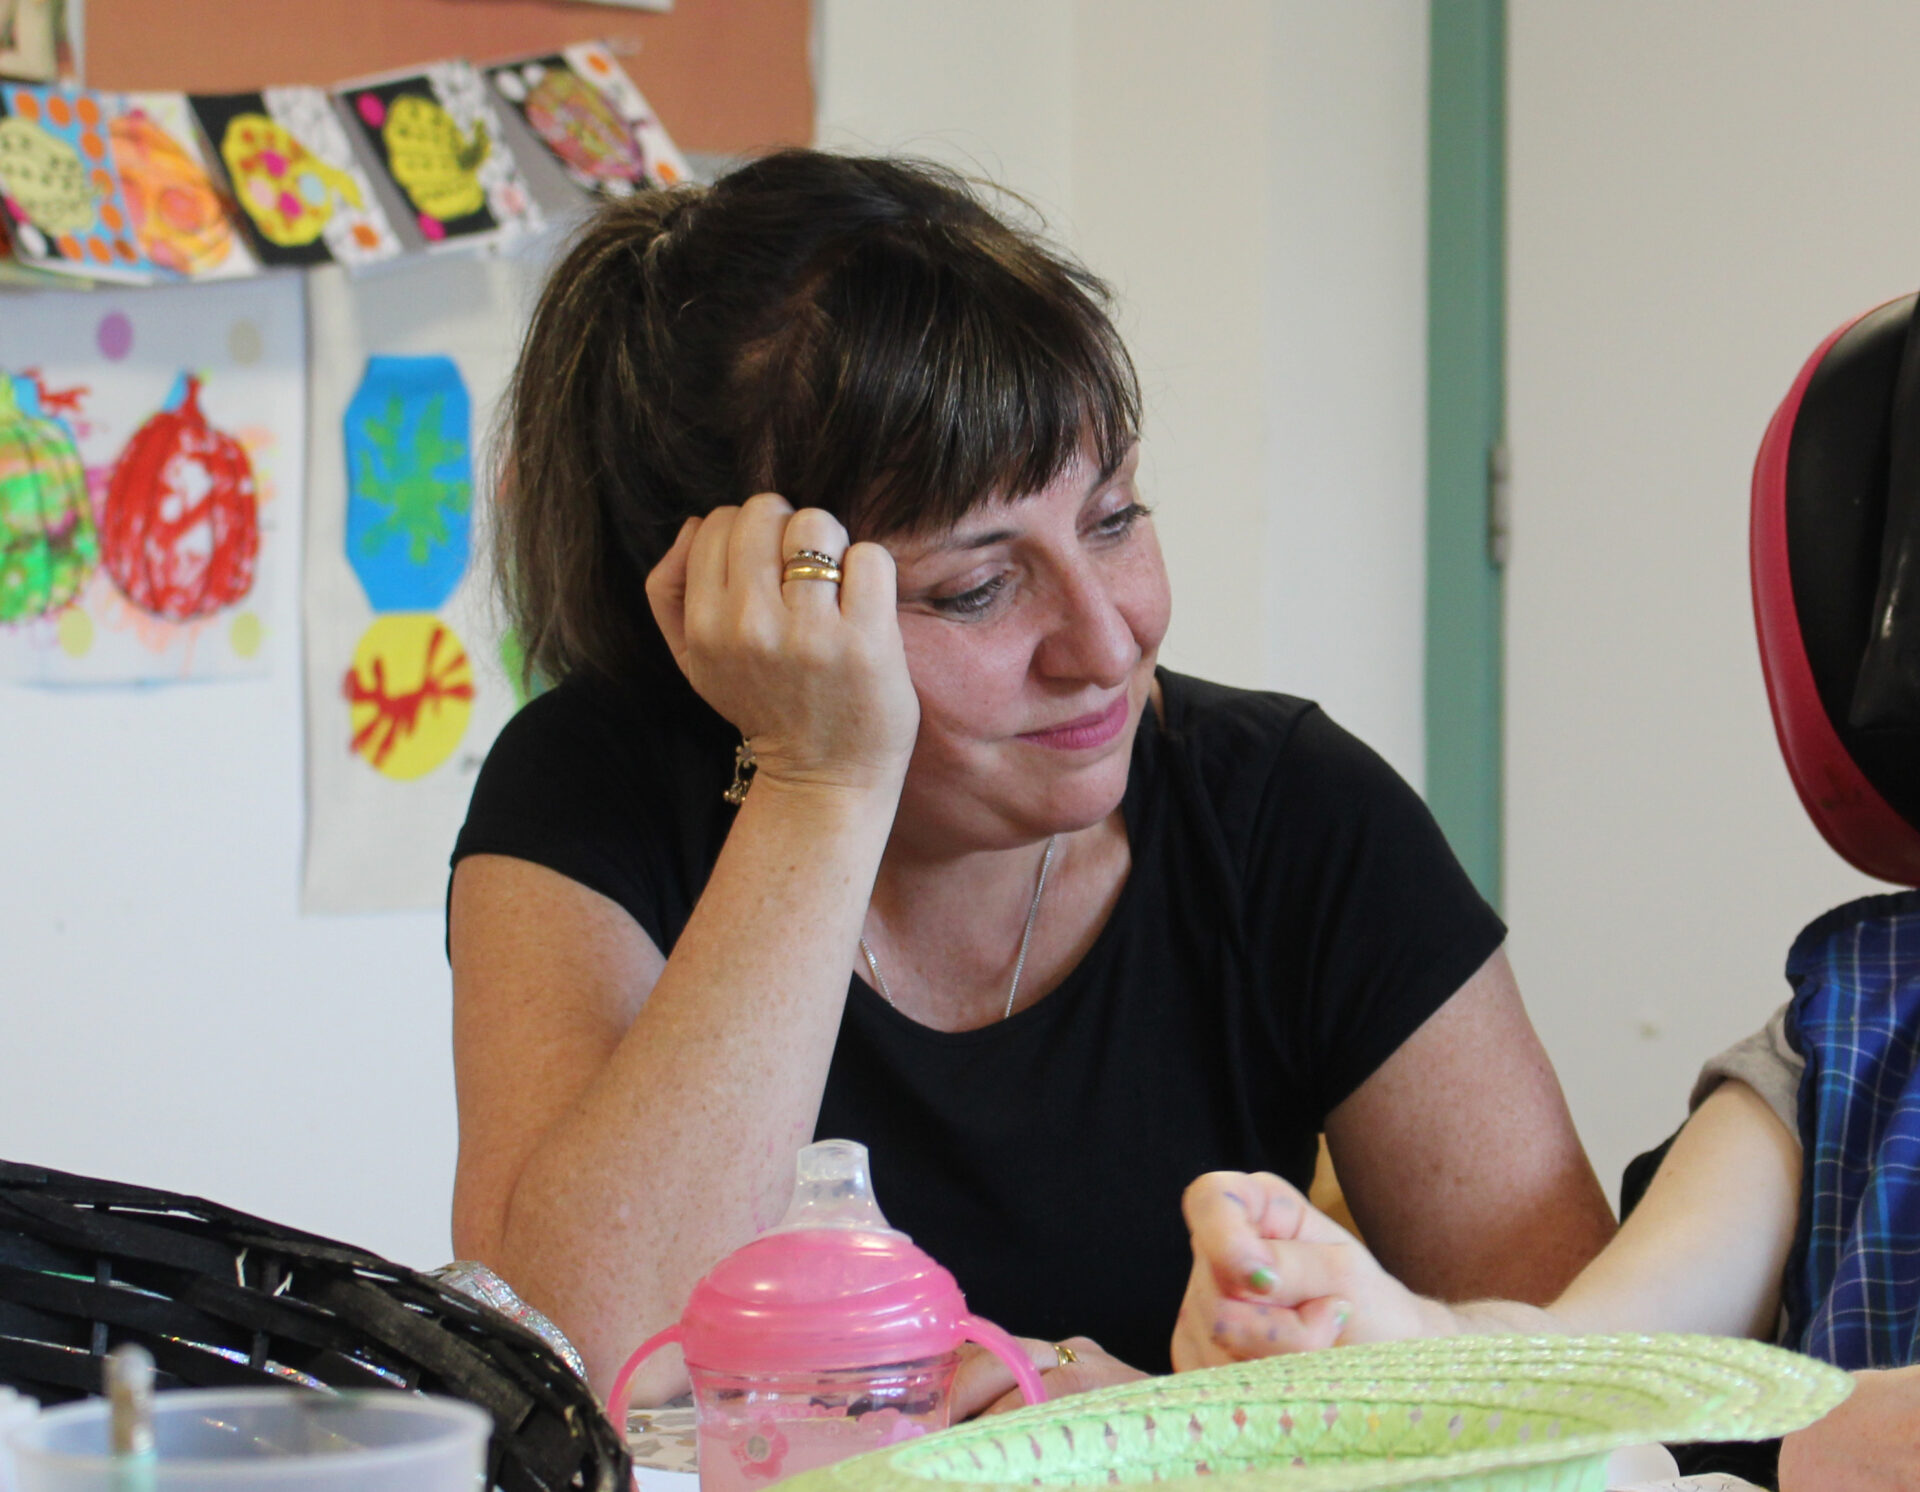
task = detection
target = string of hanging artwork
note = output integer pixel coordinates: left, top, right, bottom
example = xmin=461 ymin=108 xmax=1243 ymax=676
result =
xmin=0 ymin=41 xmax=687 ymax=286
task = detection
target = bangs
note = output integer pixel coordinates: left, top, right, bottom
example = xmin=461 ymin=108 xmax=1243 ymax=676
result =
xmin=731 ymin=207 xmax=1140 ymax=538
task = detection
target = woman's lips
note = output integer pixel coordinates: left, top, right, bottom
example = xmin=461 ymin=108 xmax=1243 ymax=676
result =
xmin=1019 ymin=694 xmax=1130 ymax=751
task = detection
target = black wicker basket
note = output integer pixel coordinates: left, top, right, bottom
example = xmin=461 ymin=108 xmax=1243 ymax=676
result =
xmin=0 ymin=1159 xmax=628 ymax=1492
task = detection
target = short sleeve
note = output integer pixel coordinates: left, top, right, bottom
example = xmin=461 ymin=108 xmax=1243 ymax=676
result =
xmin=449 ymin=679 xmax=727 ymax=954
xmin=1690 ymin=1004 xmax=1802 ymax=1134
xmin=1244 ymin=705 xmax=1508 ymax=1118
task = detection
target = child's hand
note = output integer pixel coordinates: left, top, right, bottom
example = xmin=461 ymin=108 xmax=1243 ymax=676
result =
xmin=1171 ymin=1171 xmax=1440 ymax=1372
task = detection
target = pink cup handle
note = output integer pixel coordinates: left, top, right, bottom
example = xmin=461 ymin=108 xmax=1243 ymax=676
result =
xmin=608 ymin=1322 xmax=682 ymax=1425
xmin=958 ymin=1314 xmax=1046 ymax=1406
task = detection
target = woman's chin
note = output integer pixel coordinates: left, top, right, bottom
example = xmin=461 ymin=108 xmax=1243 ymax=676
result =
xmin=1032 ymin=760 xmax=1133 ymax=834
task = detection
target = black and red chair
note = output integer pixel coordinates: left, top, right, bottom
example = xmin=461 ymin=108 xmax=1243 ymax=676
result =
xmin=1751 ymin=292 xmax=1920 ymax=881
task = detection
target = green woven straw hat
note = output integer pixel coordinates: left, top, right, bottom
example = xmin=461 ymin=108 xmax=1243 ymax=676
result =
xmin=778 ymin=1334 xmax=1852 ymax=1492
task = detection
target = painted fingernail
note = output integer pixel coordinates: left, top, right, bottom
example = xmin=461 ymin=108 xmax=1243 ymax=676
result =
xmin=1246 ymin=1265 xmax=1275 ymax=1292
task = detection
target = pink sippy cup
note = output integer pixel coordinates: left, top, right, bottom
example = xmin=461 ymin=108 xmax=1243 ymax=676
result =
xmin=610 ymin=1140 xmax=1045 ymax=1492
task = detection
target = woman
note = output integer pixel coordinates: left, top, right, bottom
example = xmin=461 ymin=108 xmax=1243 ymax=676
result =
xmin=447 ymin=149 xmax=1615 ymax=1403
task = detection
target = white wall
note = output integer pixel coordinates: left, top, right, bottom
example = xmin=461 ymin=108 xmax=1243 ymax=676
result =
xmin=1505 ymin=1 xmax=1920 ymax=1196
xmin=818 ymin=0 xmax=1431 ymax=783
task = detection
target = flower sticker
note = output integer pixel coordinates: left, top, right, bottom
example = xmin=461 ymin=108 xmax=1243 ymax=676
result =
xmin=728 ymin=1424 xmax=790 ymax=1483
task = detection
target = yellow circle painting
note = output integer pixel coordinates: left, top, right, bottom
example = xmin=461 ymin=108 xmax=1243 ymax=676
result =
xmin=344 ymin=613 xmax=474 ymax=780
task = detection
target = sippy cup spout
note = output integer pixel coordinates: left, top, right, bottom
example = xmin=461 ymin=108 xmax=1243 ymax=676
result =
xmin=764 ymin=1139 xmax=897 ymax=1235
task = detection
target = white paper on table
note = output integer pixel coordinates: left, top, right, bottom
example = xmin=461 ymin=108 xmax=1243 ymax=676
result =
xmin=0 ymin=274 xmax=304 ymax=683
xmin=631 ymin=1469 xmax=697 ymax=1492
xmin=301 ymin=241 xmax=558 ymax=913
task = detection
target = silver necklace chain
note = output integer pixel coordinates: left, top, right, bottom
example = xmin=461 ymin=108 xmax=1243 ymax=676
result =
xmin=859 ymin=835 xmax=1058 ymax=1023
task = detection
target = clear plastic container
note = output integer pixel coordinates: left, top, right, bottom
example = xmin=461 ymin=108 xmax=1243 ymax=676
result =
xmin=5 ymin=1389 xmax=488 ymax=1492
xmin=688 ymin=1357 xmax=955 ymax=1492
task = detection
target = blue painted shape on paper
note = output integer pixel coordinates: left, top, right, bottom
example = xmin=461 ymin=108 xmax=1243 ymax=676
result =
xmin=344 ymin=354 xmax=472 ymax=613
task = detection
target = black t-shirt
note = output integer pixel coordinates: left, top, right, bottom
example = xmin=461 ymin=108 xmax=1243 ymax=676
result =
xmin=452 ymin=668 xmax=1504 ymax=1374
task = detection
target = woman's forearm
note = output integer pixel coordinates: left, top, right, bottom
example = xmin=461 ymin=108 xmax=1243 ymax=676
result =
xmin=454 ymin=774 xmax=899 ymax=1394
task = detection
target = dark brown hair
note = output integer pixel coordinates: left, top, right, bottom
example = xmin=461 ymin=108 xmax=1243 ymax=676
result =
xmin=497 ymin=149 xmax=1141 ymax=685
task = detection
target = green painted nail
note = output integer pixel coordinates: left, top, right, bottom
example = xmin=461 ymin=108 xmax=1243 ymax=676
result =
xmin=1247 ymin=1265 xmax=1275 ymax=1292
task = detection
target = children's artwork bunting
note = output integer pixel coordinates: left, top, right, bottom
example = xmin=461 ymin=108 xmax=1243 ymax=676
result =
xmin=111 ymin=93 xmax=261 ymax=280
xmin=487 ymin=42 xmax=687 ymax=199
xmin=0 ymin=42 xmax=683 ymax=293
xmin=338 ymin=61 xmax=541 ymax=251
xmin=0 ymin=84 xmax=157 ymax=283
xmin=189 ymin=86 xmax=402 ymax=270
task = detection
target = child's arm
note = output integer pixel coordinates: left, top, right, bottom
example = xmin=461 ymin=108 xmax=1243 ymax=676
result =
xmin=1173 ymin=1081 xmax=1800 ymax=1370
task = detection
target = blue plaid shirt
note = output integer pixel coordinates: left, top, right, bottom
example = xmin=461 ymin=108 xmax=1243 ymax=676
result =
xmin=1784 ymin=889 xmax=1920 ymax=1369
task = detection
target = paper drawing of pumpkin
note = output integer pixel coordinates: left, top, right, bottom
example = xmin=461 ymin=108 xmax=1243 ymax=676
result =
xmin=521 ymin=67 xmax=645 ymax=187
xmin=382 ymin=93 xmax=487 ymax=221
xmin=0 ymin=115 xmax=92 ymax=233
xmin=0 ymin=374 xmax=96 ymax=624
xmin=99 ymin=374 xmax=259 ymax=621
xmin=109 ymin=109 xmax=236 ymax=276
xmin=219 ymin=112 xmax=361 ymax=248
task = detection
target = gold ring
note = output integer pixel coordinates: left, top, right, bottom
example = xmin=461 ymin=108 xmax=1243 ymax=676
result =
xmin=783 ymin=549 xmax=844 ymax=585
xmin=1053 ymin=1341 xmax=1078 ymax=1368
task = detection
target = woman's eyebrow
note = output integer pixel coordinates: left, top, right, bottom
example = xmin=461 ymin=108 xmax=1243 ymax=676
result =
xmin=931 ymin=525 xmax=1019 ymax=554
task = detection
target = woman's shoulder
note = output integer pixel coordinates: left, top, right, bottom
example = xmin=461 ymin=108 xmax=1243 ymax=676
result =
xmin=459 ymin=669 xmax=732 ymax=859
xmin=1153 ymin=669 xmax=1318 ymax=755
xmin=1148 ymin=668 xmax=1451 ymax=880
xmin=1152 ymin=669 xmax=1386 ymax=796
xmin=453 ymin=668 xmax=734 ymax=946
xmin=486 ymin=668 xmax=729 ymax=778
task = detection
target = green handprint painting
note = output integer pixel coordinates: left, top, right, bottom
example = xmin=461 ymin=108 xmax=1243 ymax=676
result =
xmin=344 ymin=354 xmax=472 ymax=612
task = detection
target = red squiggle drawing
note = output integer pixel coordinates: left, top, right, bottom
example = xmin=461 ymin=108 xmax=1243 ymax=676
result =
xmin=342 ymin=619 xmax=474 ymax=772
xmin=21 ymin=369 xmax=88 ymax=419
xmin=99 ymin=374 xmax=258 ymax=621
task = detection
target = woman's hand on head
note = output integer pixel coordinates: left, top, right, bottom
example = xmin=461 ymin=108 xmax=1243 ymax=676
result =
xmin=951 ymin=1336 xmax=1148 ymax=1420
xmin=645 ymin=496 xmax=921 ymax=795
xmin=1172 ymin=1171 xmax=1442 ymax=1371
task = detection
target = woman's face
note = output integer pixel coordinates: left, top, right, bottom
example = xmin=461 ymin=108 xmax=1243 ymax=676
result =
xmin=883 ymin=443 xmax=1170 ymax=853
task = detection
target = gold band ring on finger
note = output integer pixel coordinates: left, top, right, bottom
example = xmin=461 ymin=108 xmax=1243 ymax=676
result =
xmin=782 ymin=549 xmax=843 ymax=585
xmin=1053 ymin=1342 xmax=1078 ymax=1368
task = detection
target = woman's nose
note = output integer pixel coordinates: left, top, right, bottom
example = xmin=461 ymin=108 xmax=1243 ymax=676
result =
xmin=1034 ymin=563 xmax=1138 ymax=688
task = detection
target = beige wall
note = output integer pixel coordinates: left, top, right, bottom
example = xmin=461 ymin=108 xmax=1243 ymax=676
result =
xmin=817 ymin=0 xmax=1432 ymax=784
xmin=1506 ymin=1 xmax=1920 ymax=1195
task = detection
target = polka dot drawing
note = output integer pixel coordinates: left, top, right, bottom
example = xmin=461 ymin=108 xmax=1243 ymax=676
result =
xmin=381 ymin=92 xmax=489 ymax=224
xmin=95 ymin=310 xmax=132 ymax=360
xmin=99 ymin=374 xmax=260 ymax=621
xmin=0 ymin=84 xmax=156 ymax=276
xmin=218 ymin=111 xmax=362 ymax=249
xmin=0 ymin=371 xmax=97 ymax=625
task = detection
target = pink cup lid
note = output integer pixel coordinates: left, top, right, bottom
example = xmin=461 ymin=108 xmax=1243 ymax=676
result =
xmin=679 ymin=1225 xmax=982 ymax=1372
xmin=609 ymin=1142 xmax=1044 ymax=1414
